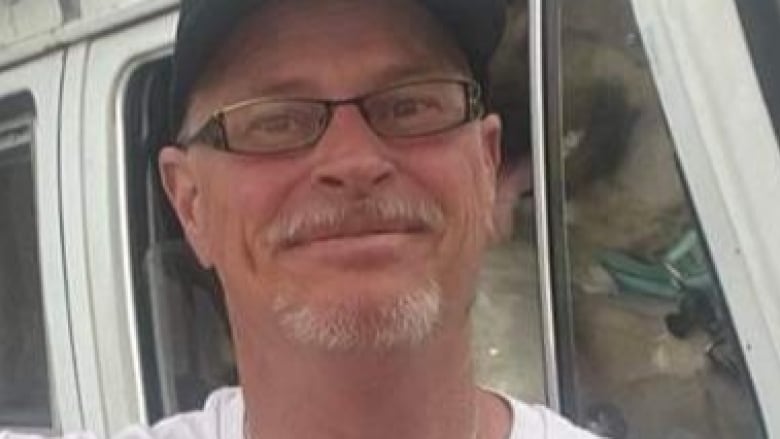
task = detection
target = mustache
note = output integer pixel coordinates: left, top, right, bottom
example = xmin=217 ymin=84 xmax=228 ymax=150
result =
xmin=266 ymin=196 xmax=445 ymax=247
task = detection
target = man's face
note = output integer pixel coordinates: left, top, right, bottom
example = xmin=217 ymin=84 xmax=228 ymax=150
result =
xmin=160 ymin=0 xmax=503 ymax=351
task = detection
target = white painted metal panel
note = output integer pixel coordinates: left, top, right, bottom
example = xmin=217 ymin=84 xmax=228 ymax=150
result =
xmin=0 ymin=52 xmax=81 ymax=432
xmin=528 ymin=0 xmax=560 ymax=412
xmin=0 ymin=0 xmax=176 ymax=71
xmin=0 ymin=0 xmax=62 ymax=46
xmin=632 ymin=0 xmax=780 ymax=436
xmin=79 ymin=0 xmax=150 ymax=18
xmin=74 ymin=10 xmax=176 ymax=434
xmin=60 ymin=42 xmax=109 ymax=438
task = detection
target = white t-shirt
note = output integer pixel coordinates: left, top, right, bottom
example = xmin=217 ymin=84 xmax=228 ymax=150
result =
xmin=1 ymin=387 xmax=600 ymax=439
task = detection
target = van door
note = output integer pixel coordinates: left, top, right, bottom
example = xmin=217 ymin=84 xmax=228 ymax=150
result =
xmin=59 ymin=9 xmax=178 ymax=436
xmin=530 ymin=0 xmax=780 ymax=437
xmin=0 ymin=53 xmax=81 ymax=434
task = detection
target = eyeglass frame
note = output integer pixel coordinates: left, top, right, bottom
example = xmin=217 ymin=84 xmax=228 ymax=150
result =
xmin=176 ymin=77 xmax=486 ymax=155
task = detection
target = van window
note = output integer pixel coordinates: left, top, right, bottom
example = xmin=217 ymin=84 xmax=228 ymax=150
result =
xmin=554 ymin=0 xmax=766 ymax=437
xmin=0 ymin=92 xmax=52 ymax=429
xmin=474 ymin=0 xmax=545 ymax=404
xmin=736 ymin=0 xmax=780 ymax=140
xmin=122 ymin=1 xmax=545 ymax=422
xmin=123 ymin=58 xmax=236 ymax=421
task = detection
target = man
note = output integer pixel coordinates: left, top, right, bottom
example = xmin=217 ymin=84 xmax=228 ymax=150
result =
xmin=2 ymin=0 xmax=599 ymax=438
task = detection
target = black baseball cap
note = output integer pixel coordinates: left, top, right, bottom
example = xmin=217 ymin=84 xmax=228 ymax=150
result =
xmin=169 ymin=0 xmax=507 ymax=140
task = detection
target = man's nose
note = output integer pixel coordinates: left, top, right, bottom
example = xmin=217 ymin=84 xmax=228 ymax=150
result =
xmin=310 ymin=106 xmax=395 ymax=196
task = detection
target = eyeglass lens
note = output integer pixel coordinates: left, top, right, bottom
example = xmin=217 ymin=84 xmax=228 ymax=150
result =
xmin=221 ymin=80 xmax=473 ymax=153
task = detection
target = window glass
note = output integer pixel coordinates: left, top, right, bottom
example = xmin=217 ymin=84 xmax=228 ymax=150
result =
xmin=0 ymin=92 xmax=52 ymax=429
xmin=124 ymin=0 xmax=545 ymax=421
xmin=557 ymin=1 xmax=766 ymax=437
xmin=735 ymin=0 xmax=780 ymax=141
xmin=474 ymin=0 xmax=545 ymax=403
xmin=124 ymin=59 xmax=237 ymax=421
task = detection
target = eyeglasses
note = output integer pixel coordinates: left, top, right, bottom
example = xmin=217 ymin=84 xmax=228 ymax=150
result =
xmin=179 ymin=78 xmax=484 ymax=155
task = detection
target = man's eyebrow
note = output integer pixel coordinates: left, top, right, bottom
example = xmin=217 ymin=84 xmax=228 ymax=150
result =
xmin=243 ymin=63 xmax=466 ymax=99
xmin=244 ymin=78 xmax=321 ymax=98
xmin=369 ymin=63 xmax=467 ymax=86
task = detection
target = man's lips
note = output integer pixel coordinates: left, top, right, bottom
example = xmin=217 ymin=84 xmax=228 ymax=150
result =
xmin=266 ymin=196 xmax=446 ymax=252
xmin=282 ymin=220 xmax=429 ymax=248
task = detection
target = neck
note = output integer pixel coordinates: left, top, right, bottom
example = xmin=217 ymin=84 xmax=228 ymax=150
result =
xmin=235 ymin=324 xmax=505 ymax=439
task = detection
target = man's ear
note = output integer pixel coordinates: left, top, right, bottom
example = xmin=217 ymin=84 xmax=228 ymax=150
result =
xmin=480 ymin=114 xmax=502 ymax=176
xmin=480 ymin=114 xmax=533 ymax=242
xmin=479 ymin=114 xmax=504 ymax=243
xmin=158 ymin=146 xmax=214 ymax=268
xmin=494 ymin=158 xmax=532 ymax=241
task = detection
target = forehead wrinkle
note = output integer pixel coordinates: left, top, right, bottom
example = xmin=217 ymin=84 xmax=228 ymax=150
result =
xmin=240 ymin=63 xmax=468 ymax=102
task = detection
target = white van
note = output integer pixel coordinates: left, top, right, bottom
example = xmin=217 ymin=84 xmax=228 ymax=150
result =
xmin=0 ymin=0 xmax=778 ymax=437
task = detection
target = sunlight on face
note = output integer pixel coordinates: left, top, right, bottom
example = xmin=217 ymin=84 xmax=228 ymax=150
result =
xmin=177 ymin=0 xmax=501 ymax=352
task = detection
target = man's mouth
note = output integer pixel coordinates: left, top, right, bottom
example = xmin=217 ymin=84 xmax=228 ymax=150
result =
xmin=282 ymin=220 xmax=430 ymax=248
xmin=267 ymin=197 xmax=445 ymax=251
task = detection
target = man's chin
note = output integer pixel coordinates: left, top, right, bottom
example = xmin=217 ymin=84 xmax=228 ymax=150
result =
xmin=272 ymin=281 xmax=443 ymax=351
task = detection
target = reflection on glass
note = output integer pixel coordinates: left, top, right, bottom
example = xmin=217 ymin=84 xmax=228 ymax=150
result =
xmin=0 ymin=94 xmax=52 ymax=429
xmin=559 ymin=1 xmax=765 ymax=438
xmin=473 ymin=0 xmax=544 ymax=403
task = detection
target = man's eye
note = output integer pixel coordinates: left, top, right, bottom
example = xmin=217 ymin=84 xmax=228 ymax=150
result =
xmin=391 ymin=98 xmax=440 ymax=118
xmin=249 ymin=114 xmax=300 ymax=134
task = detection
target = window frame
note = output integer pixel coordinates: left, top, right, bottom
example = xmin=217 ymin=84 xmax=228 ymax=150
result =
xmin=534 ymin=0 xmax=780 ymax=435
xmin=0 ymin=54 xmax=81 ymax=433
xmin=629 ymin=1 xmax=780 ymax=435
xmin=59 ymin=11 xmax=179 ymax=436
